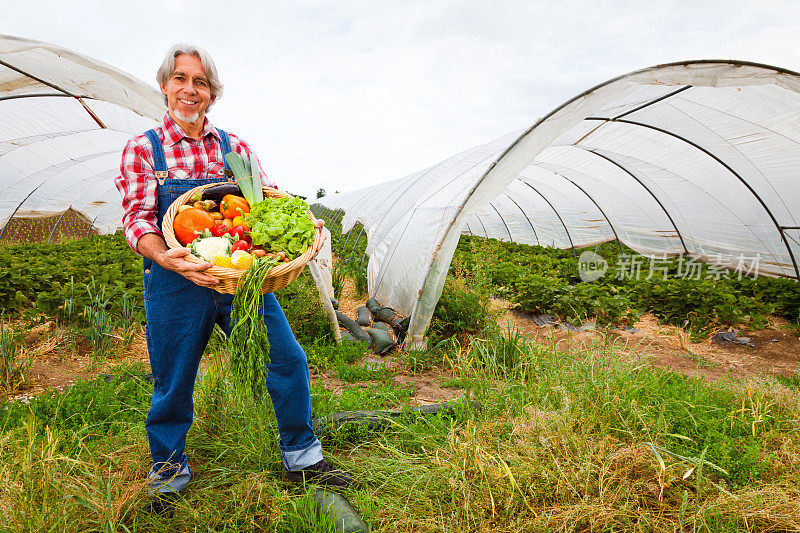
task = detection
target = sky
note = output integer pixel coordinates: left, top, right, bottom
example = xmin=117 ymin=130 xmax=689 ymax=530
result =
xmin=3 ymin=0 xmax=800 ymax=199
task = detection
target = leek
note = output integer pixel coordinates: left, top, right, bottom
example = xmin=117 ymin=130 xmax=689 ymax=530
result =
xmin=225 ymin=152 xmax=259 ymax=205
xmin=249 ymin=153 xmax=264 ymax=203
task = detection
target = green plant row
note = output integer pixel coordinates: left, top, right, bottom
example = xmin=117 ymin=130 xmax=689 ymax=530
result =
xmin=0 ymin=234 xmax=144 ymax=321
xmin=0 ymin=233 xmax=333 ymax=347
xmin=451 ymin=236 xmax=800 ymax=333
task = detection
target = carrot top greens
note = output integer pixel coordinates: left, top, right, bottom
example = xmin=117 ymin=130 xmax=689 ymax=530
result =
xmin=227 ymin=255 xmax=280 ymax=399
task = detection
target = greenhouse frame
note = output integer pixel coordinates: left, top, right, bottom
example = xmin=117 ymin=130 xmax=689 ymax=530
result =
xmin=313 ymin=60 xmax=800 ymax=346
xmin=0 ymin=34 xmax=163 ymax=243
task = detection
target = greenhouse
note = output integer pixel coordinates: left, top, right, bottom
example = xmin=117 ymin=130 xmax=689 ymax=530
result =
xmin=0 ymin=34 xmax=163 ymax=243
xmin=313 ymin=60 xmax=800 ymax=346
xmin=1 ymin=38 xmax=798 ymax=345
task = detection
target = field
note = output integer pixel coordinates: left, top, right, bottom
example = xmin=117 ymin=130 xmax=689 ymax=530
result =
xmin=1 ymin=233 xmax=799 ymax=531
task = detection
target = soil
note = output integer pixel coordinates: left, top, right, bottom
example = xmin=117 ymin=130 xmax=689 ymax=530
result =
xmin=497 ymin=301 xmax=800 ymax=382
xmin=3 ymin=319 xmax=151 ymax=402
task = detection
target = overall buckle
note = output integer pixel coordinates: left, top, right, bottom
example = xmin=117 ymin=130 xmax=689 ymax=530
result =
xmin=154 ymin=170 xmax=168 ymax=186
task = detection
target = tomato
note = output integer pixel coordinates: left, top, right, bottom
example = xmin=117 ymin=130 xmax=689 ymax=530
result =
xmin=230 ymin=225 xmax=247 ymax=240
xmin=210 ymin=224 xmax=229 ymax=237
xmin=232 ymin=240 xmax=250 ymax=252
xmin=220 ymin=195 xmax=250 ymax=219
xmin=173 ymin=207 xmax=215 ymax=246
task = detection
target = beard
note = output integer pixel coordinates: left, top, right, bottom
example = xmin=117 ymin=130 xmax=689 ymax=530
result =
xmin=173 ymin=109 xmax=200 ymax=123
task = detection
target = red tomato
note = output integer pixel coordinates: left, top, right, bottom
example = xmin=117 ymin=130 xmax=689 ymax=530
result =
xmin=232 ymin=240 xmax=250 ymax=252
xmin=210 ymin=224 xmax=228 ymax=237
xmin=231 ymin=225 xmax=247 ymax=240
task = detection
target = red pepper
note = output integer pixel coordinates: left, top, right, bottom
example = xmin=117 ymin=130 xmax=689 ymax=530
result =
xmin=232 ymin=240 xmax=250 ymax=252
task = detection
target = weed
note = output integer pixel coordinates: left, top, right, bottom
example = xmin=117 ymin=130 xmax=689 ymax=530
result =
xmin=331 ymin=261 xmax=345 ymax=300
xmin=275 ymin=271 xmax=333 ymax=345
xmin=83 ymin=281 xmax=118 ymax=361
xmin=305 ymin=338 xmax=367 ymax=372
xmin=401 ymin=342 xmax=448 ymax=372
xmin=280 ymin=489 xmax=339 ymax=532
xmin=0 ymin=312 xmax=30 ymax=391
xmin=333 ymin=361 xmax=390 ymax=382
xmin=429 ymin=276 xmax=493 ymax=340
xmin=117 ymin=291 xmax=144 ymax=347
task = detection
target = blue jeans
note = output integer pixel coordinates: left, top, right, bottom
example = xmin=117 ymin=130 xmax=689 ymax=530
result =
xmin=143 ymin=259 xmax=322 ymax=494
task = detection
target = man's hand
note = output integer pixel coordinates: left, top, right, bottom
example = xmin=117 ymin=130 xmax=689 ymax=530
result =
xmin=160 ymin=247 xmax=220 ymax=288
xmin=312 ymin=219 xmax=327 ymax=259
xmin=138 ymin=233 xmax=219 ymax=288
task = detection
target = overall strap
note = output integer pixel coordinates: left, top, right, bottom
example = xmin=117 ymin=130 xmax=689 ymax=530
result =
xmin=144 ymin=129 xmax=169 ymax=186
xmin=217 ymin=128 xmax=231 ymax=170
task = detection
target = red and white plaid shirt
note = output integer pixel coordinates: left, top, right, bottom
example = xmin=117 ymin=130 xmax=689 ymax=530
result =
xmin=114 ymin=113 xmax=274 ymax=254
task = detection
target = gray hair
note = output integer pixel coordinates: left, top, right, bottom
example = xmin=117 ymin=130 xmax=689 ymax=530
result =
xmin=156 ymin=43 xmax=223 ymax=109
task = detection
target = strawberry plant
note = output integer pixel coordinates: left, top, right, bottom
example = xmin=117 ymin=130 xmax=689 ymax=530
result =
xmin=451 ymin=235 xmax=798 ymax=333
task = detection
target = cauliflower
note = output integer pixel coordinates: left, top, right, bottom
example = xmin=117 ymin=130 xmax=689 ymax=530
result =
xmin=191 ymin=236 xmax=232 ymax=261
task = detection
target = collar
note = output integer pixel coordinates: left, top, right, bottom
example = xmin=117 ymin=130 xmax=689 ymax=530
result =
xmin=160 ymin=113 xmax=221 ymax=145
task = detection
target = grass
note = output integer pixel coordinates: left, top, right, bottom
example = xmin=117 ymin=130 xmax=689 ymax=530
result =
xmin=2 ymin=230 xmax=800 ymax=530
xmin=0 ymin=328 xmax=798 ymax=531
xmin=0 ymin=312 xmax=31 ymax=392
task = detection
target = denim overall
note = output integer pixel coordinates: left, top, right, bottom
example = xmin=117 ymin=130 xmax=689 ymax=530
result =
xmin=142 ymin=128 xmax=322 ymax=494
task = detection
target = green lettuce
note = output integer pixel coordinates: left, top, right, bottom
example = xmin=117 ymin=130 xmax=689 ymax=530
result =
xmin=247 ymin=197 xmax=315 ymax=260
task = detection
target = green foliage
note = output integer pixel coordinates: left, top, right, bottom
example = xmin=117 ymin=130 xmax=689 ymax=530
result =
xmin=280 ymin=489 xmax=339 ymax=532
xmin=228 ymin=257 xmax=275 ymax=400
xmin=776 ymin=372 xmax=800 ymax=390
xmin=0 ymin=376 xmax=151 ymax=446
xmin=465 ymin=328 xmax=791 ymax=488
xmin=333 ymin=361 xmax=390 ymax=382
xmin=83 ymin=282 xmax=119 ymax=360
xmin=118 ymin=291 xmax=145 ymax=347
xmin=400 ymin=341 xmax=449 ymax=372
xmin=274 ymin=271 xmax=334 ymax=345
xmin=310 ymin=379 xmax=413 ymax=419
xmin=632 ymin=277 xmax=773 ymax=333
xmin=305 ymin=338 xmax=367 ymax=372
xmin=0 ymin=234 xmax=143 ymax=320
xmin=0 ymin=312 xmax=30 ymax=391
xmin=331 ymin=222 xmax=368 ymax=297
xmin=429 ymin=276 xmax=493 ymax=339
xmin=331 ymin=261 xmax=345 ymax=300
xmin=512 ymin=273 xmax=638 ymax=326
xmin=451 ymin=234 xmax=799 ymax=333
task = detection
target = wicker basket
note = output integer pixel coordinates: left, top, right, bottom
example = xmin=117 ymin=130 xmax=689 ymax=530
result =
xmin=161 ymin=183 xmax=322 ymax=294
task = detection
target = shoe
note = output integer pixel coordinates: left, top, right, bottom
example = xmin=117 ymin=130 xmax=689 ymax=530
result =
xmin=142 ymin=491 xmax=180 ymax=518
xmin=284 ymin=459 xmax=353 ymax=488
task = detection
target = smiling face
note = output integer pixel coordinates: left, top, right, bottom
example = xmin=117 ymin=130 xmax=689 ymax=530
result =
xmin=160 ymin=53 xmax=215 ymax=130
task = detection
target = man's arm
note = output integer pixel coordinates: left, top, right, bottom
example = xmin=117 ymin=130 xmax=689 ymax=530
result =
xmin=138 ymin=233 xmax=220 ymax=288
xmin=116 ymin=137 xmax=219 ymax=287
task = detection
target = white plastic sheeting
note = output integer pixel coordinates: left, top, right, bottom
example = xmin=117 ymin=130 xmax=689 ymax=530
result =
xmin=0 ymin=34 xmax=164 ymax=237
xmin=314 ymin=61 xmax=800 ymax=346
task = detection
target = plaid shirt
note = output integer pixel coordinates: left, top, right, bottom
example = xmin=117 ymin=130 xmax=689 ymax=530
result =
xmin=114 ymin=113 xmax=274 ymax=254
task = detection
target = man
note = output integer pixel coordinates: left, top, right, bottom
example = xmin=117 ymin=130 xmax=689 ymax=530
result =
xmin=115 ymin=44 xmax=351 ymax=516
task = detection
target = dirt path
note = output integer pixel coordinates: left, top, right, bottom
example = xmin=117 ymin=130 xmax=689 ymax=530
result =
xmin=500 ymin=303 xmax=800 ymax=382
